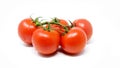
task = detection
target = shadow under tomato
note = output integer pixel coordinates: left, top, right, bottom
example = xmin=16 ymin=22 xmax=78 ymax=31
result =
xmin=37 ymin=50 xmax=58 ymax=58
xmin=87 ymin=38 xmax=94 ymax=44
xmin=58 ymin=47 xmax=85 ymax=56
xmin=22 ymin=43 xmax=33 ymax=47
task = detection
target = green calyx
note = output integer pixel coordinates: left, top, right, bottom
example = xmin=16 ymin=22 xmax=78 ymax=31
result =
xmin=51 ymin=17 xmax=60 ymax=24
xmin=30 ymin=16 xmax=42 ymax=26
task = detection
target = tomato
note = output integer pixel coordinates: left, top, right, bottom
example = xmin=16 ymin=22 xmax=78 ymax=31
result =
xmin=73 ymin=19 xmax=93 ymax=40
xmin=61 ymin=27 xmax=87 ymax=54
xmin=18 ymin=18 xmax=37 ymax=45
xmin=32 ymin=29 xmax=60 ymax=55
xmin=59 ymin=19 xmax=68 ymax=25
xmin=51 ymin=19 xmax=69 ymax=35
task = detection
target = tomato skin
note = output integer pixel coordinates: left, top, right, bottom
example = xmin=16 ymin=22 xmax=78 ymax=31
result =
xmin=61 ymin=27 xmax=87 ymax=54
xmin=59 ymin=19 xmax=68 ymax=26
xmin=73 ymin=19 xmax=93 ymax=40
xmin=51 ymin=19 xmax=68 ymax=35
xmin=18 ymin=18 xmax=37 ymax=45
xmin=32 ymin=29 xmax=60 ymax=55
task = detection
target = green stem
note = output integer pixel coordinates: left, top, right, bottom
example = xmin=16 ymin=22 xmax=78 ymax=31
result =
xmin=47 ymin=22 xmax=51 ymax=32
xmin=51 ymin=17 xmax=60 ymax=24
xmin=35 ymin=21 xmax=41 ymax=26
xmin=41 ymin=22 xmax=69 ymax=33
xmin=64 ymin=26 xmax=69 ymax=33
xmin=30 ymin=16 xmax=42 ymax=26
xmin=68 ymin=20 xmax=74 ymax=28
xmin=30 ymin=17 xmax=69 ymax=33
xmin=30 ymin=16 xmax=34 ymax=22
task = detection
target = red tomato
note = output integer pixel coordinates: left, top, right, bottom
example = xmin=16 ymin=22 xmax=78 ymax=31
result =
xmin=59 ymin=19 xmax=68 ymax=25
xmin=32 ymin=29 xmax=60 ymax=55
xmin=18 ymin=18 xmax=37 ymax=45
xmin=61 ymin=27 xmax=87 ymax=54
xmin=73 ymin=19 xmax=93 ymax=40
xmin=51 ymin=19 xmax=69 ymax=35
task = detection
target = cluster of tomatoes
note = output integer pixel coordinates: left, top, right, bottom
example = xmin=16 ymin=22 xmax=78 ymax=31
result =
xmin=18 ymin=17 xmax=93 ymax=55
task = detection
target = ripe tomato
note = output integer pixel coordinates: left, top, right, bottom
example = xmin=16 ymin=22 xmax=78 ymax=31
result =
xmin=73 ymin=19 xmax=93 ymax=40
xmin=61 ymin=27 xmax=87 ymax=54
xmin=51 ymin=19 xmax=69 ymax=35
xmin=18 ymin=18 xmax=37 ymax=45
xmin=32 ymin=29 xmax=60 ymax=55
xmin=59 ymin=19 xmax=68 ymax=25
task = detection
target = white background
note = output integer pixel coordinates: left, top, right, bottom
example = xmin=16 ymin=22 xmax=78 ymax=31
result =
xmin=0 ymin=0 xmax=120 ymax=68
